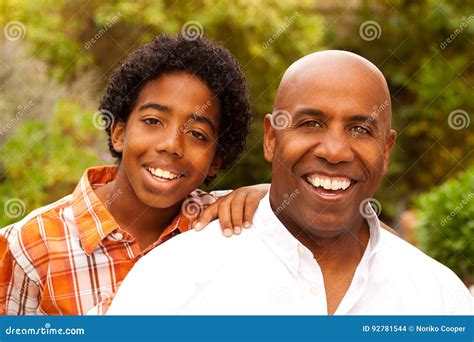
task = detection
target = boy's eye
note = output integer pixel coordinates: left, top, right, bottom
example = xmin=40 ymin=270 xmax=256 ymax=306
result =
xmin=299 ymin=120 xmax=323 ymax=128
xmin=189 ymin=130 xmax=207 ymax=141
xmin=350 ymin=126 xmax=370 ymax=135
xmin=144 ymin=118 xmax=162 ymax=125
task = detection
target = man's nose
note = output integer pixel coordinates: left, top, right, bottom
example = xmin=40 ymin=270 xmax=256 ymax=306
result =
xmin=312 ymin=128 xmax=354 ymax=164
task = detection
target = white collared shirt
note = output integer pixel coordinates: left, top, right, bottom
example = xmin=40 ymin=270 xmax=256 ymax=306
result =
xmin=107 ymin=194 xmax=474 ymax=315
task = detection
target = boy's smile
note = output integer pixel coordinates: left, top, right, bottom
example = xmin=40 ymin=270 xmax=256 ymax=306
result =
xmin=112 ymin=71 xmax=221 ymax=210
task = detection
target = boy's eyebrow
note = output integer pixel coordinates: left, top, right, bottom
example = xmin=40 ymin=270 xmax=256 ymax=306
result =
xmin=138 ymin=102 xmax=171 ymax=112
xmin=139 ymin=102 xmax=217 ymax=134
xmin=189 ymin=114 xmax=217 ymax=134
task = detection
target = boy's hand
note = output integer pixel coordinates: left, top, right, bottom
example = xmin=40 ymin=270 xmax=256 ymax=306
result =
xmin=194 ymin=184 xmax=270 ymax=237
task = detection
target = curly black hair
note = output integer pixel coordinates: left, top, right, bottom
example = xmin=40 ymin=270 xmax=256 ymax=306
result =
xmin=99 ymin=33 xmax=252 ymax=180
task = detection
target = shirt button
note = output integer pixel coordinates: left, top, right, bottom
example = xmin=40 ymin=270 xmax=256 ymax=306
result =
xmin=114 ymin=232 xmax=123 ymax=240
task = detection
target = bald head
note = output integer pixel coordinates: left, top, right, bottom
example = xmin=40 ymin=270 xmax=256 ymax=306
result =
xmin=264 ymin=50 xmax=397 ymax=240
xmin=275 ymin=50 xmax=392 ymax=132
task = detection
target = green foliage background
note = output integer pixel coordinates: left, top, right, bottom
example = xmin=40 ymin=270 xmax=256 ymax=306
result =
xmin=1 ymin=1 xmax=472 ymax=281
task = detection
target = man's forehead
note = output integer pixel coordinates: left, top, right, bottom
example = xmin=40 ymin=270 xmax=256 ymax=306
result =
xmin=274 ymin=50 xmax=392 ymax=126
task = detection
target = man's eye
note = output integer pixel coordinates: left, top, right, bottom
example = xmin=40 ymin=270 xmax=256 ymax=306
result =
xmin=189 ymin=131 xmax=207 ymax=141
xmin=144 ymin=118 xmax=161 ymax=125
xmin=350 ymin=126 xmax=370 ymax=135
xmin=299 ymin=120 xmax=322 ymax=128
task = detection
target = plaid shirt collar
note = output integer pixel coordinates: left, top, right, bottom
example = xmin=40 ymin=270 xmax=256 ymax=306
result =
xmin=71 ymin=165 xmax=191 ymax=255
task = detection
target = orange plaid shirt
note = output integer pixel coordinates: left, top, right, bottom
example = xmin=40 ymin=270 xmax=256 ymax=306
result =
xmin=0 ymin=166 xmax=205 ymax=315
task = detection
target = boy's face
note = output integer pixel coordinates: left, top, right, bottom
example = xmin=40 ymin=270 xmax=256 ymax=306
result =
xmin=111 ymin=71 xmax=221 ymax=209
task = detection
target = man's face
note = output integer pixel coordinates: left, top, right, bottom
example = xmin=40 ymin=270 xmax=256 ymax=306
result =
xmin=264 ymin=66 xmax=396 ymax=237
xmin=112 ymin=71 xmax=221 ymax=209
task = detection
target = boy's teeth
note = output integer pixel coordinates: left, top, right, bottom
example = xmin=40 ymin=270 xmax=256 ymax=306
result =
xmin=147 ymin=167 xmax=180 ymax=180
xmin=306 ymin=176 xmax=351 ymax=191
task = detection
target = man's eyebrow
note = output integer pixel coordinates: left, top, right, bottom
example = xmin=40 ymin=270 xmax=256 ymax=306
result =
xmin=293 ymin=108 xmax=326 ymax=118
xmin=189 ymin=113 xmax=217 ymax=134
xmin=138 ymin=102 xmax=171 ymax=112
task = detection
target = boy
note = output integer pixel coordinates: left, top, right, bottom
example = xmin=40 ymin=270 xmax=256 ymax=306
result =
xmin=0 ymin=34 xmax=265 ymax=315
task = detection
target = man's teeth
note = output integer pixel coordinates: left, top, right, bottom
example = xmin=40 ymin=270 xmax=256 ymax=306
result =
xmin=146 ymin=167 xmax=181 ymax=180
xmin=307 ymin=176 xmax=351 ymax=191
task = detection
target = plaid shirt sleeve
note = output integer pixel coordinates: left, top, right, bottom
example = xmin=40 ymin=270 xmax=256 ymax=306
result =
xmin=0 ymin=233 xmax=40 ymax=315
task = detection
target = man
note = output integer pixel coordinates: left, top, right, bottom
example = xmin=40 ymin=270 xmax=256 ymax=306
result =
xmin=105 ymin=50 xmax=474 ymax=315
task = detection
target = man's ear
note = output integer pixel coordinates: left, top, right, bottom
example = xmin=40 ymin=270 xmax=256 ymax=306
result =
xmin=383 ymin=129 xmax=396 ymax=174
xmin=111 ymin=121 xmax=126 ymax=154
xmin=263 ymin=114 xmax=276 ymax=163
xmin=207 ymin=154 xmax=223 ymax=177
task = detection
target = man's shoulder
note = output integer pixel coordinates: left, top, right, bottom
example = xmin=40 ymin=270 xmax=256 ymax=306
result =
xmin=378 ymin=228 xmax=469 ymax=290
xmin=144 ymin=219 xmax=260 ymax=268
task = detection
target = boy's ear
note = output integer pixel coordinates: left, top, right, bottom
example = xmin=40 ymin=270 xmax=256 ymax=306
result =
xmin=263 ymin=114 xmax=275 ymax=163
xmin=111 ymin=121 xmax=126 ymax=153
xmin=207 ymin=154 xmax=223 ymax=177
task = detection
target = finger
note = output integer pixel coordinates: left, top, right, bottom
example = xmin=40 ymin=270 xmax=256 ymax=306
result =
xmin=230 ymin=193 xmax=247 ymax=235
xmin=217 ymin=200 xmax=233 ymax=237
xmin=194 ymin=203 xmax=218 ymax=231
xmin=243 ymin=195 xmax=260 ymax=228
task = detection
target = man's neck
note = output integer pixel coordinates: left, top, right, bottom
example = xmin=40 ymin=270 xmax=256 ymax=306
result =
xmin=94 ymin=170 xmax=181 ymax=250
xmin=271 ymin=197 xmax=370 ymax=315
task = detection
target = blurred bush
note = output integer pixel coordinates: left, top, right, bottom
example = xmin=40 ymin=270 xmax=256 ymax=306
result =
xmin=414 ymin=166 xmax=474 ymax=285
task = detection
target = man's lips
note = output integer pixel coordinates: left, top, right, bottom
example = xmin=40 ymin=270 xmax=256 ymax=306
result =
xmin=300 ymin=172 xmax=360 ymax=201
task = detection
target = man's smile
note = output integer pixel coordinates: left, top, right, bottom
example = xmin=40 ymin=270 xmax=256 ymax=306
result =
xmin=301 ymin=172 xmax=359 ymax=202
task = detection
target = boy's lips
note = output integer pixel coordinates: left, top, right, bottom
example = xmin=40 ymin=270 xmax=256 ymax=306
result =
xmin=142 ymin=166 xmax=186 ymax=192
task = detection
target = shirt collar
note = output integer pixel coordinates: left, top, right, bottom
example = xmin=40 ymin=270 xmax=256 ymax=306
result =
xmin=253 ymin=192 xmax=382 ymax=276
xmin=71 ymin=166 xmax=191 ymax=255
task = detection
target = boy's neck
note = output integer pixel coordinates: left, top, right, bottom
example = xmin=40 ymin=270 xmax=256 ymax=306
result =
xmin=94 ymin=171 xmax=182 ymax=251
